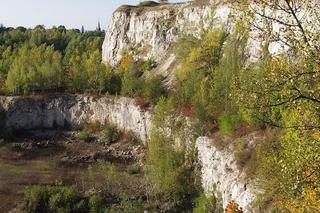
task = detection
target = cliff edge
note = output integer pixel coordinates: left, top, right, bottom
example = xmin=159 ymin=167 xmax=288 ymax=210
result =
xmin=102 ymin=0 xmax=232 ymax=66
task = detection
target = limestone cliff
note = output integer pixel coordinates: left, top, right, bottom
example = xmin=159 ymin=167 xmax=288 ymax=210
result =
xmin=102 ymin=0 xmax=318 ymax=68
xmin=102 ymin=1 xmax=232 ymax=66
xmin=0 ymin=95 xmax=152 ymax=143
xmin=0 ymin=95 xmax=258 ymax=211
xmin=196 ymin=136 xmax=257 ymax=211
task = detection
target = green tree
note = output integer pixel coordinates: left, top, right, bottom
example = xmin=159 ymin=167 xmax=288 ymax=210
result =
xmin=6 ymin=44 xmax=63 ymax=94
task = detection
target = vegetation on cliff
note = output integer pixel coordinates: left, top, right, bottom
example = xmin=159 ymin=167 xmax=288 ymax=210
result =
xmin=0 ymin=0 xmax=319 ymax=212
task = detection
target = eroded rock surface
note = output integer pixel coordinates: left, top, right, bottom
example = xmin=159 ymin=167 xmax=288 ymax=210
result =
xmin=102 ymin=1 xmax=230 ymax=66
xmin=0 ymin=94 xmax=260 ymax=211
xmin=0 ymin=95 xmax=152 ymax=143
xmin=196 ymin=136 xmax=257 ymax=212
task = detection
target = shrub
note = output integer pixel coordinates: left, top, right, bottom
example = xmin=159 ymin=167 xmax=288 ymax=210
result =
xmin=218 ymin=113 xmax=241 ymax=136
xmin=142 ymin=59 xmax=156 ymax=71
xmin=22 ymin=185 xmax=86 ymax=213
xmin=77 ymin=129 xmax=92 ymax=142
xmin=143 ymin=77 xmax=165 ymax=104
xmin=107 ymin=193 xmax=144 ymax=213
xmin=146 ymin=130 xmax=197 ymax=211
xmin=48 ymin=186 xmax=82 ymax=212
xmin=22 ymin=185 xmax=50 ymax=213
xmin=193 ymin=193 xmax=223 ymax=213
xmin=107 ymin=73 xmax=122 ymax=95
xmin=101 ymin=125 xmax=119 ymax=144
xmin=120 ymin=130 xmax=138 ymax=144
xmin=234 ymin=139 xmax=253 ymax=169
xmin=174 ymin=35 xmax=200 ymax=62
xmin=89 ymin=195 xmax=103 ymax=213
xmin=120 ymin=71 xmax=144 ymax=98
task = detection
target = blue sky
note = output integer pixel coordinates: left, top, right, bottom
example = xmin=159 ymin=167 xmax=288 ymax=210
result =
xmin=0 ymin=0 xmax=187 ymax=30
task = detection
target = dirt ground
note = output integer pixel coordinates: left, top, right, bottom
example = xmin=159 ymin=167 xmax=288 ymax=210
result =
xmin=0 ymin=130 xmax=146 ymax=213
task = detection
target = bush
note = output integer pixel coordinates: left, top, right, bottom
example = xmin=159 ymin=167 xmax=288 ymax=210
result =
xmin=234 ymin=139 xmax=253 ymax=169
xmin=89 ymin=195 xmax=103 ymax=213
xmin=107 ymin=73 xmax=122 ymax=95
xmin=77 ymin=129 xmax=92 ymax=142
xmin=48 ymin=186 xmax=82 ymax=212
xmin=22 ymin=185 xmax=86 ymax=213
xmin=143 ymin=77 xmax=166 ymax=104
xmin=106 ymin=193 xmax=144 ymax=213
xmin=146 ymin=129 xmax=197 ymax=211
xmin=120 ymin=71 xmax=144 ymax=98
xmin=101 ymin=125 xmax=119 ymax=144
xmin=218 ymin=113 xmax=241 ymax=136
xmin=142 ymin=59 xmax=156 ymax=71
xmin=193 ymin=193 xmax=223 ymax=213
xmin=174 ymin=35 xmax=200 ymax=62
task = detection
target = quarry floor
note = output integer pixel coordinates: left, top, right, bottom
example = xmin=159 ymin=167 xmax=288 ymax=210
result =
xmin=0 ymin=130 xmax=146 ymax=213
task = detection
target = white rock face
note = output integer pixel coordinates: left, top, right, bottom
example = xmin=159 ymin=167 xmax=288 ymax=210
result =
xmin=103 ymin=0 xmax=320 ymax=67
xmin=102 ymin=1 xmax=232 ymax=66
xmin=0 ymin=95 xmax=152 ymax=143
xmin=0 ymin=95 xmax=259 ymax=211
xmin=196 ymin=137 xmax=256 ymax=212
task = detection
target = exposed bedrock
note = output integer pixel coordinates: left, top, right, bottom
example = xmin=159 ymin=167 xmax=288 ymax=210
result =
xmin=0 ymin=95 xmax=152 ymax=143
xmin=0 ymin=95 xmax=257 ymax=211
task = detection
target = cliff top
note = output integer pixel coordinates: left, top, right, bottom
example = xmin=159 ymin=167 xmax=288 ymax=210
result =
xmin=115 ymin=0 xmax=210 ymax=14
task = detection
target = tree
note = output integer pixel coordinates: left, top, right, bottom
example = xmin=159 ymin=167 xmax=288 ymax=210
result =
xmin=81 ymin=25 xmax=85 ymax=34
xmin=96 ymin=21 xmax=101 ymax=32
xmin=6 ymin=44 xmax=63 ymax=94
xmin=57 ymin=25 xmax=66 ymax=32
xmin=237 ymin=0 xmax=320 ymax=129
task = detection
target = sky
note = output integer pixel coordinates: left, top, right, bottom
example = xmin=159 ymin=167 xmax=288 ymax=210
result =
xmin=0 ymin=0 xmax=187 ymax=30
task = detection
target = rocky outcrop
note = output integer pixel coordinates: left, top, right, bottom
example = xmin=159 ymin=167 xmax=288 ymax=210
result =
xmin=0 ymin=94 xmax=259 ymax=210
xmin=196 ymin=136 xmax=257 ymax=212
xmin=101 ymin=0 xmax=284 ymax=67
xmin=0 ymin=95 xmax=152 ymax=143
xmin=103 ymin=0 xmax=319 ymax=69
xmin=102 ymin=1 xmax=232 ymax=66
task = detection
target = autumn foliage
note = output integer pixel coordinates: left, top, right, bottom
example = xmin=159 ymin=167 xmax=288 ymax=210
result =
xmin=225 ymin=201 xmax=243 ymax=213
